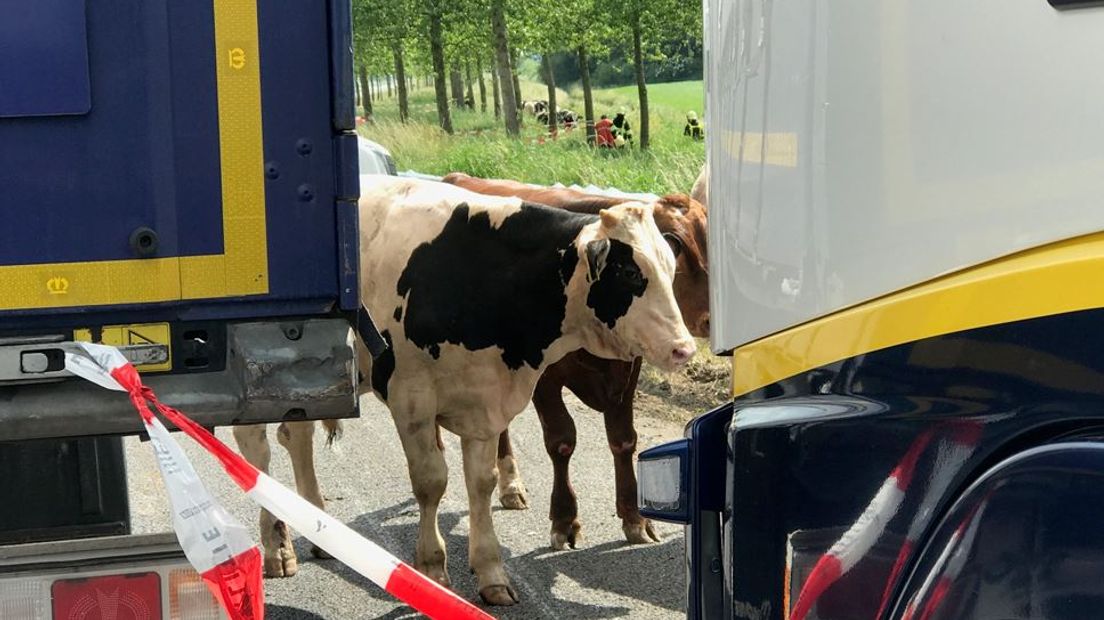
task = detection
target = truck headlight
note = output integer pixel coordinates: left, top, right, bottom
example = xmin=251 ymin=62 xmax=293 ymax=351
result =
xmin=637 ymin=439 xmax=690 ymax=523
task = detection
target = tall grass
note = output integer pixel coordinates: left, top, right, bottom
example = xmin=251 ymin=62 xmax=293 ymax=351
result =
xmin=360 ymin=79 xmax=705 ymax=194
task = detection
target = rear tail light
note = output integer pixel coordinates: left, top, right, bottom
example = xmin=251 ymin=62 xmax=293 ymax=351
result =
xmin=169 ymin=569 xmax=224 ymax=619
xmin=637 ymin=439 xmax=691 ymax=523
xmin=0 ymin=578 xmax=50 ymax=619
xmin=0 ymin=565 xmax=225 ymax=620
xmin=52 ymin=572 xmax=161 ymax=618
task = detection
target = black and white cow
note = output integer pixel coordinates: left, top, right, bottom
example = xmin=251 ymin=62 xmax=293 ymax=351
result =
xmin=522 ymin=99 xmax=548 ymax=117
xmin=235 ymin=176 xmax=695 ymax=605
xmin=536 ymin=108 xmax=580 ymax=128
xmin=358 ymin=176 xmax=694 ymax=604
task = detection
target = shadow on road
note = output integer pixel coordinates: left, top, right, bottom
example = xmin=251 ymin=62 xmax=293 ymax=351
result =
xmin=266 ymin=605 xmax=328 ymax=619
xmin=296 ymin=499 xmax=684 ymax=619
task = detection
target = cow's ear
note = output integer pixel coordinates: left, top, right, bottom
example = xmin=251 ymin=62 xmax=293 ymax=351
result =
xmin=599 ymin=208 xmax=620 ymax=228
xmin=586 ymin=238 xmax=611 ymax=281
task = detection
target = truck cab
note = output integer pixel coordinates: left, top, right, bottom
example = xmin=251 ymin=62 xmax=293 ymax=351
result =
xmin=0 ymin=1 xmax=370 ymax=616
xmin=640 ymin=1 xmax=1104 ymax=618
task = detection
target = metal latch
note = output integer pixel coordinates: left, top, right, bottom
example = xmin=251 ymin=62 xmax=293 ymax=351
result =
xmin=1 ymin=340 xmax=169 ymax=383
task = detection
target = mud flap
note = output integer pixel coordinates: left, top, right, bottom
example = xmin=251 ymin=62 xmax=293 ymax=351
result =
xmin=357 ymin=305 xmax=389 ymax=359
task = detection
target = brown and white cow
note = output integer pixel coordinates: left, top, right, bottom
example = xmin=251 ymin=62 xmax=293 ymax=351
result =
xmin=442 ymin=172 xmax=709 ymax=549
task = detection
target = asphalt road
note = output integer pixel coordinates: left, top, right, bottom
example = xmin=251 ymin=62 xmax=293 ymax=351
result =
xmin=127 ymin=392 xmax=689 ymax=619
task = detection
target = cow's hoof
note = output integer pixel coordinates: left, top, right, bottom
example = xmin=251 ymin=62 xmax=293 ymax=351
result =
xmin=550 ymin=521 xmax=582 ymax=550
xmin=499 ymin=489 xmax=529 ymax=510
xmin=624 ymin=519 xmax=660 ymax=544
xmin=310 ymin=544 xmax=332 ymax=560
xmin=416 ymin=563 xmax=451 ymax=588
xmin=479 ymin=584 xmax=519 ymax=606
xmin=264 ymin=554 xmax=299 ymax=578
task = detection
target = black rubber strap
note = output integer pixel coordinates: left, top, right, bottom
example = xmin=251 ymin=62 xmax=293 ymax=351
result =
xmin=356 ymin=305 xmax=389 ymax=359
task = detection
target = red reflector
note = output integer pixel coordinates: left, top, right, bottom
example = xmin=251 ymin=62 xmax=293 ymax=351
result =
xmin=52 ymin=572 xmax=161 ymax=620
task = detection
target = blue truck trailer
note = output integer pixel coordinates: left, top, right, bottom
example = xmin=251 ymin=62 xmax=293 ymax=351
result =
xmin=0 ymin=1 xmax=370 ymax=616
xmin=638 ymin=1 xmax=1104 ymax=619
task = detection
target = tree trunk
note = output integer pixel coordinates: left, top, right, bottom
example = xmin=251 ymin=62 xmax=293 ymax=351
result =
xmin=492 ymin=0 xmax=519 ymax=136
xmin=358 ymin=65 xmax=372 ymax=118
xmin=491 ymin=54 xmax=502 ymax=120
xmin=428 ymin=9 xmax=453 ymax=134
xmin=386 ymin=73 xmax=392 ymax=98
xmin=464 ymin=60 xmax=475 ymax=110
xmin=632 ymin=15 xmax=650 ymax=149
xmin=449 ymin=63 xmax=464 ymax=108
xmin=393 ymin=43 xmax=409 ymax=123
xmin=476 ymin=56 xmax=487 ymax=113
xmin=510 ymin=46 xmax=523 ymax=115
xmin=541 ymin=53 xmax=558 ymax=137
xmin=578 ymin=46 xmax=595 ymax=145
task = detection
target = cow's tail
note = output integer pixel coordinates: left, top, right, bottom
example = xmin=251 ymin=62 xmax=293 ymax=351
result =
xmin=323 ymin=418 xmax=344 ymax=447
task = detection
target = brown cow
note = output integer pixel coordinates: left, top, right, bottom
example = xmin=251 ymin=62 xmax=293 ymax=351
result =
xmin=442 ymin=172 xmax=709 ymax=548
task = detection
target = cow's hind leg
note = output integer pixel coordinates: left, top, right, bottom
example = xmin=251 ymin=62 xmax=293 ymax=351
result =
xmin=604 ymin=362 xmax=659 ymax=544
xmin=533 ymin=377 xmax=582 ymax=550
xmin=496 ymin=429 xmax=529 ymax=510
xmin=393 ymin=412 xmax=451 ymax=587
xmin=277 ymin=421 xmax=332 ymax=560
xmin=461 ymin=435 xmax=517 ymax=605
xmin=233 ymin=425 xmax=299 ymax=577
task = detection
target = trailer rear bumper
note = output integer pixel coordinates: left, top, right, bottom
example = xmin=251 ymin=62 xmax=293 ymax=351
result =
xmin=0 ymin=318 xmax=357 ymax=442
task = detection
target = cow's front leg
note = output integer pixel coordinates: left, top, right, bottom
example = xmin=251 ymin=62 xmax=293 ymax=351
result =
xmin=496 ymin=428 xmax=529 ymax=510
xmin=277 ymin=421 xmax=331 ymax=560
xmin=393 ymin=413 xmax=451 ymax=587
xmin=233 ymin=425 xmax=299 ymax=577
xmin=604 ymin=384 xmax=659 ymax=545
xmin=461 ymin=436 xmax=518 ymax=606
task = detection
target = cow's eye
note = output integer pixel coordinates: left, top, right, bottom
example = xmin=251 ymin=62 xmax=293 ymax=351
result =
xmin=622 ymin=268 xmax=644 ymax=288
xmin=663 ymin=234 xmax=683 ymax=258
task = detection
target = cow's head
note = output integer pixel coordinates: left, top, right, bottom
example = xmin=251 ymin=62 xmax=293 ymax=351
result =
xmin=572 ymin=203 xmax=696 ymax=371
xmin=654 ymin=194 xmax=710 ymax=337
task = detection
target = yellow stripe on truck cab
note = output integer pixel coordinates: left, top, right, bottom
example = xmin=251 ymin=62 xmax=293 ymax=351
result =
xmin=733 ymin=231 xmax=1104 ymax=397
xmin=0 ymin=0 xmax=267 ymax=311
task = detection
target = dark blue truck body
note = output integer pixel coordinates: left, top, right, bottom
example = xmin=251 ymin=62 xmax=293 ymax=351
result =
xmin=0 ymin=0 xmax=363 ymax=442
xmin=644 ymin=309 xmax=1104 ymax=620
xmin=0 ymin=0 xmax=366 ymax=548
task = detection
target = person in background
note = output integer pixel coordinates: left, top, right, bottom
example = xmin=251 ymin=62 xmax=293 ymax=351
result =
xmin=612 ymin=109 xmax=633 ymax=147
xmin=595 ymin=114 xmax=615 ymax=148
xmin=684 ymin=111 xmax=705 ymax=140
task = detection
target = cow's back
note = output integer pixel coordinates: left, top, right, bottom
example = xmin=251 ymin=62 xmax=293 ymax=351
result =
xmin=441 ymin=172 xmax=711 ymax=336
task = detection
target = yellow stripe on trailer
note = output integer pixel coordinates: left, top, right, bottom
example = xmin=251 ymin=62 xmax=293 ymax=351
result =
xmin=0 ymin=0 xmax=267 ymax=311
xmin=733 ymin=231 xmax=1104 ymax=397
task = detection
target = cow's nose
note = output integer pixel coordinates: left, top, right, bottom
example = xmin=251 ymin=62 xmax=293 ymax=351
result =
xmin=671 ymin=343 xmax=696 ymax=366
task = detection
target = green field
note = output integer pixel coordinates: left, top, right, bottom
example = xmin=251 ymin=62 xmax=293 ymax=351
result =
xmin=359 ymin=79 xmax=705 ymax=195
xmin=601 ymin=80 xmax=704 ymax=118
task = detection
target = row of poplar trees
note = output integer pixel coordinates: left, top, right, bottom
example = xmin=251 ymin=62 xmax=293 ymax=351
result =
xmin=353 ymin=0 xmax=701 ymax=150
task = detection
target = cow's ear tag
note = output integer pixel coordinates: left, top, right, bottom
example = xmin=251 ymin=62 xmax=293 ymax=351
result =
xmin=586 ymin=238 xmax=611 ymax=282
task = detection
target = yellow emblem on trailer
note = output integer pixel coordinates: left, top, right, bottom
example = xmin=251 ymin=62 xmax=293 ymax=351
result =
xmin=46 ymin=277 xmax=69 ymax=295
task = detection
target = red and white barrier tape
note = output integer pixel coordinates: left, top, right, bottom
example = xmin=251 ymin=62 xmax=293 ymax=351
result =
xmin=66 ymin=343 xmax=493 ymax=620
xmin=789 ymin=421 xmax=983 ymax=620
xmin=66 ymin=345 xmax=264 ymax=620
xmin=788 ymin=428 xmax=933 ymax=620
xmin=899 ymin=492 xmax=990 ymax=620
xmin=873 ymin=421 xmax=982 ymax=619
